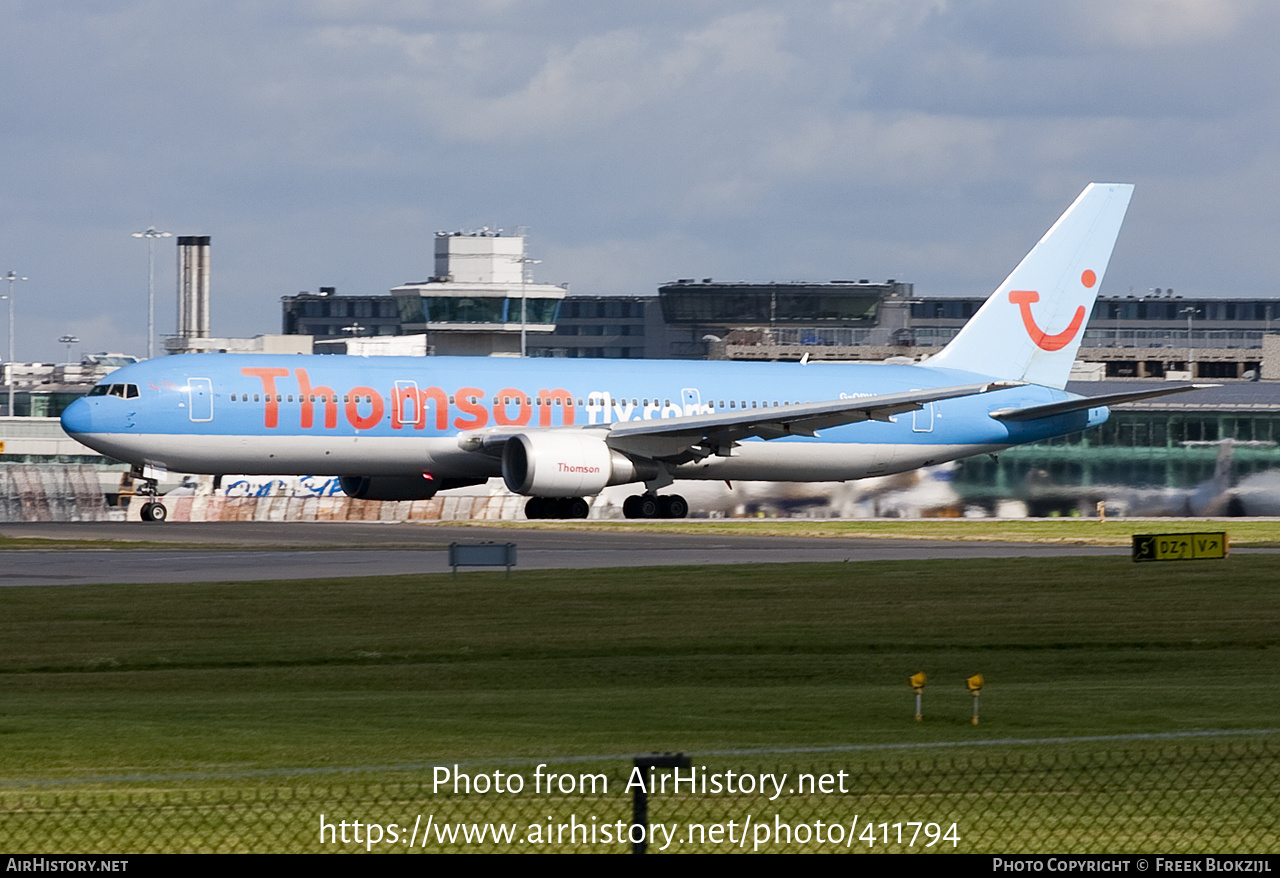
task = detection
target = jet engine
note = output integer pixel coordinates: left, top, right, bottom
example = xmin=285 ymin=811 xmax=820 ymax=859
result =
xmin=338 ymin=475 xmax=485 ymax=501
xmin=501 ymin=432 xmax=649 ymax=497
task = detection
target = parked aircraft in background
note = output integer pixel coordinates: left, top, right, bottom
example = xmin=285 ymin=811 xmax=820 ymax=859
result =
xmin=62 ymin=183 xmax=1205 ymax=522
xmin=1016 ymin=439 xmax=1275 ymax=518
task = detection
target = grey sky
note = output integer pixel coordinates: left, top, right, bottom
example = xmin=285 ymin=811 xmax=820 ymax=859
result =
xmin=2 ymin=0 xmax=1277 ymax=362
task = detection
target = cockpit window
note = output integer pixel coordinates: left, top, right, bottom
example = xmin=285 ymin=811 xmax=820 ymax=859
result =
xmin=90 ymin=383 xmax=139 ymax=399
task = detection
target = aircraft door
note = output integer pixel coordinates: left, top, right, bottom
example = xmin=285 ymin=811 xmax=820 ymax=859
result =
xmin=394 ymin=381 xmax=423 ymax=427
xmin=681 ymin=387 xmax=705 ymax=415
xmin=913 ymin=401 xmax=935 ymax=433
xmin=188 ymin=377 xmax=213 ymax=422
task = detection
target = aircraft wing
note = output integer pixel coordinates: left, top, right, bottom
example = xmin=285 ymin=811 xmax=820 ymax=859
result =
xmin=988 ymin=383 xmax=1216 ymax=422
xmin=600 ymin=382 xmax=1019 ymax=461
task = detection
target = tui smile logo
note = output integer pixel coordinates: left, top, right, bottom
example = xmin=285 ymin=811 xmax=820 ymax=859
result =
xmin=1008 ymin=270 xmax=1095 ymax=351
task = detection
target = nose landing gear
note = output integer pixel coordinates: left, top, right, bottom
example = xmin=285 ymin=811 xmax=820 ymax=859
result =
xmin=131 ymin=465 xmax=168 ymax=523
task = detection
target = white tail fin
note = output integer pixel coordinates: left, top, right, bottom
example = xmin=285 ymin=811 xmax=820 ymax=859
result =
xmin=928 ymin=183 xmax=1134 ymax=388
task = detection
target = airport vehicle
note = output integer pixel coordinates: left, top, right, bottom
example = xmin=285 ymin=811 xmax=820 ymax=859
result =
xmin=61 ymin=183 xmax=1201 ymax=521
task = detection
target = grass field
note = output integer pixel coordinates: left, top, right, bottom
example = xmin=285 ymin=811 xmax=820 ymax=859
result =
xmin=2 ymin=553 xmax=1278 ymax=851
xmin=466 ymin=517 xmax=1280 ymax=547
xmin=5 ymin=516 xmax=1280 ymax=549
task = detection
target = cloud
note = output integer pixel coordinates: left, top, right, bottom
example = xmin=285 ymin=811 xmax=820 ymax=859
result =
xmin=2 ymin=2 xmax=1280 ymax=359
xmin=1077 ymin=0 xmax=1264 ymax=49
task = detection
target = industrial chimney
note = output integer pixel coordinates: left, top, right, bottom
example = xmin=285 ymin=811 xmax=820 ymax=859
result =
xmin=177 ymin=235 xmax=210 ymax=339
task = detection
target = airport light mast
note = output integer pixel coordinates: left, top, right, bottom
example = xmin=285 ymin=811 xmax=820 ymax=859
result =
xmin=59 ymin=334 xmax=79 ymax=366
xmin=3 ymin=271 xmax=28 ymax=417
xmin=517 ymin=254 xmax=541 ymax=357
xmin=1180 ymin=306 xmax=1196 ymax=379
xmin=133 ymin=226 xmax=172 ymax=359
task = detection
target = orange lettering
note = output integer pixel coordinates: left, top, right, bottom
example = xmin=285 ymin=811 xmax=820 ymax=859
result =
xmin=241 ymin=367 xmax=289 ymax=428
xmin=392 ymin=385 xmax=450 ymax=430
xmin=295 ymin=368 xmax=338 ymax=429
xmin=539 ymin=388 xmax=576 ymax=427
xmin=422 ymin=386 xmax=449 ymax=430
xmin=493 ymin=387 xmax=531 ymax=426
xmin=453 ymin=387 xmax=489 ymax=430
xmin=346 ymin=386 xmax=385 ymax=430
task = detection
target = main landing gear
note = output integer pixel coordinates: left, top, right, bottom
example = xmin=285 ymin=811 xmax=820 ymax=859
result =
xmin=131 ymin=466 xmax=167 ymax=523
xmin=622 ymin=493 xmax=688 ymax=519
xmin=524 ymin=496 xmax=591 ymax=520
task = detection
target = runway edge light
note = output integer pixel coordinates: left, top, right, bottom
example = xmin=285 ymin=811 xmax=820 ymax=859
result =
xmin=909 ymin=672 xmax=926 ymax=722
xmin=967 ymin=674 xmax=984 ymax=726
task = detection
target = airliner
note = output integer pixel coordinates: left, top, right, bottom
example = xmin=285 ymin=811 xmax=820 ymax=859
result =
xmin=61 ymin=183 xmax=1202 ymax=521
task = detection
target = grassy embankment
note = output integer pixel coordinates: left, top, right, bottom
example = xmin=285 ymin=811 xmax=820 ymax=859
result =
xmin=2 ymin=554 xmax=1277 ymax=851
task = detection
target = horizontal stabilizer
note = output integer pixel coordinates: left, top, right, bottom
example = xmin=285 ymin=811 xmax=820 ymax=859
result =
xmin=989 ymin=384 xmax=1216 ymax=422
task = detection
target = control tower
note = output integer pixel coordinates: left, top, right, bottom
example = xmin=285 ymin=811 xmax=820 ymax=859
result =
xmin=392 ymin=229 xmax=567 ymax=356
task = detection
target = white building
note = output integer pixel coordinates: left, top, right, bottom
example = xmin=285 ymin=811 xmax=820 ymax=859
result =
xmin=391 ymin=230 xmax=567 ymax=356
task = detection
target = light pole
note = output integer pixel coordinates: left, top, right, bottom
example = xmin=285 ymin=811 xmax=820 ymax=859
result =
xmin=133 ymin=227 xmax=172 ymax=359
xmin=59 ymin=335 xmax=80 ymax=366
xmin=4 ymin=271 xmax=28 ymax=417
xmin=0 ymin=295 xmax=8 ymax=415
xmin=1180 ymin=306 xmax=1196 ymax=378
xmin=517 ymin=255 xmax=541 ymax=357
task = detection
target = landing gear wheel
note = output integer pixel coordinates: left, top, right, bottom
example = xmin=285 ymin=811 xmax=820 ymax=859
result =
xmin=140 ymin=501 xmax=168 ymax=523
xmin=624 ymin=493 xmax=668 ymax=519
xmin=660 ymin=494 xmax=688 ymax=519
xmin=526 ymin=497 xmax=589 ymax=520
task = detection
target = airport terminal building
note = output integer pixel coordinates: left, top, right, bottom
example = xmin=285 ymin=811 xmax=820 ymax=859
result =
xmin=281 ymin=276 xmax=1280 ymax=379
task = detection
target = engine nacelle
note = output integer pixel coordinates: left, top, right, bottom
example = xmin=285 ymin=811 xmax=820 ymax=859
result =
xmin=339 ymin=475 xmax=485 ymax=501
xmin=501 ymin=432 xmax=643 ymax=497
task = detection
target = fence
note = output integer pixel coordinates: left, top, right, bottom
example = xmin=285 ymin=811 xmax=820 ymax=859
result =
xmin=3 ymin=736 xmax=1276 ymax=853
xmin=0 ymin=464 xmax=109 ymax=523
xmin=0 ymin=465 xmax=541 ymax=523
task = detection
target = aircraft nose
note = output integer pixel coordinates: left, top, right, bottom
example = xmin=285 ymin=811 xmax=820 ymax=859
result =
xmin=60 ymin=396 xmax=95 ymax=435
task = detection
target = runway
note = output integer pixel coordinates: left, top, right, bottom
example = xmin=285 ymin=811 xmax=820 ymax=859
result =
xmin=0 ymin=521 xmax=1131 ymax=586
